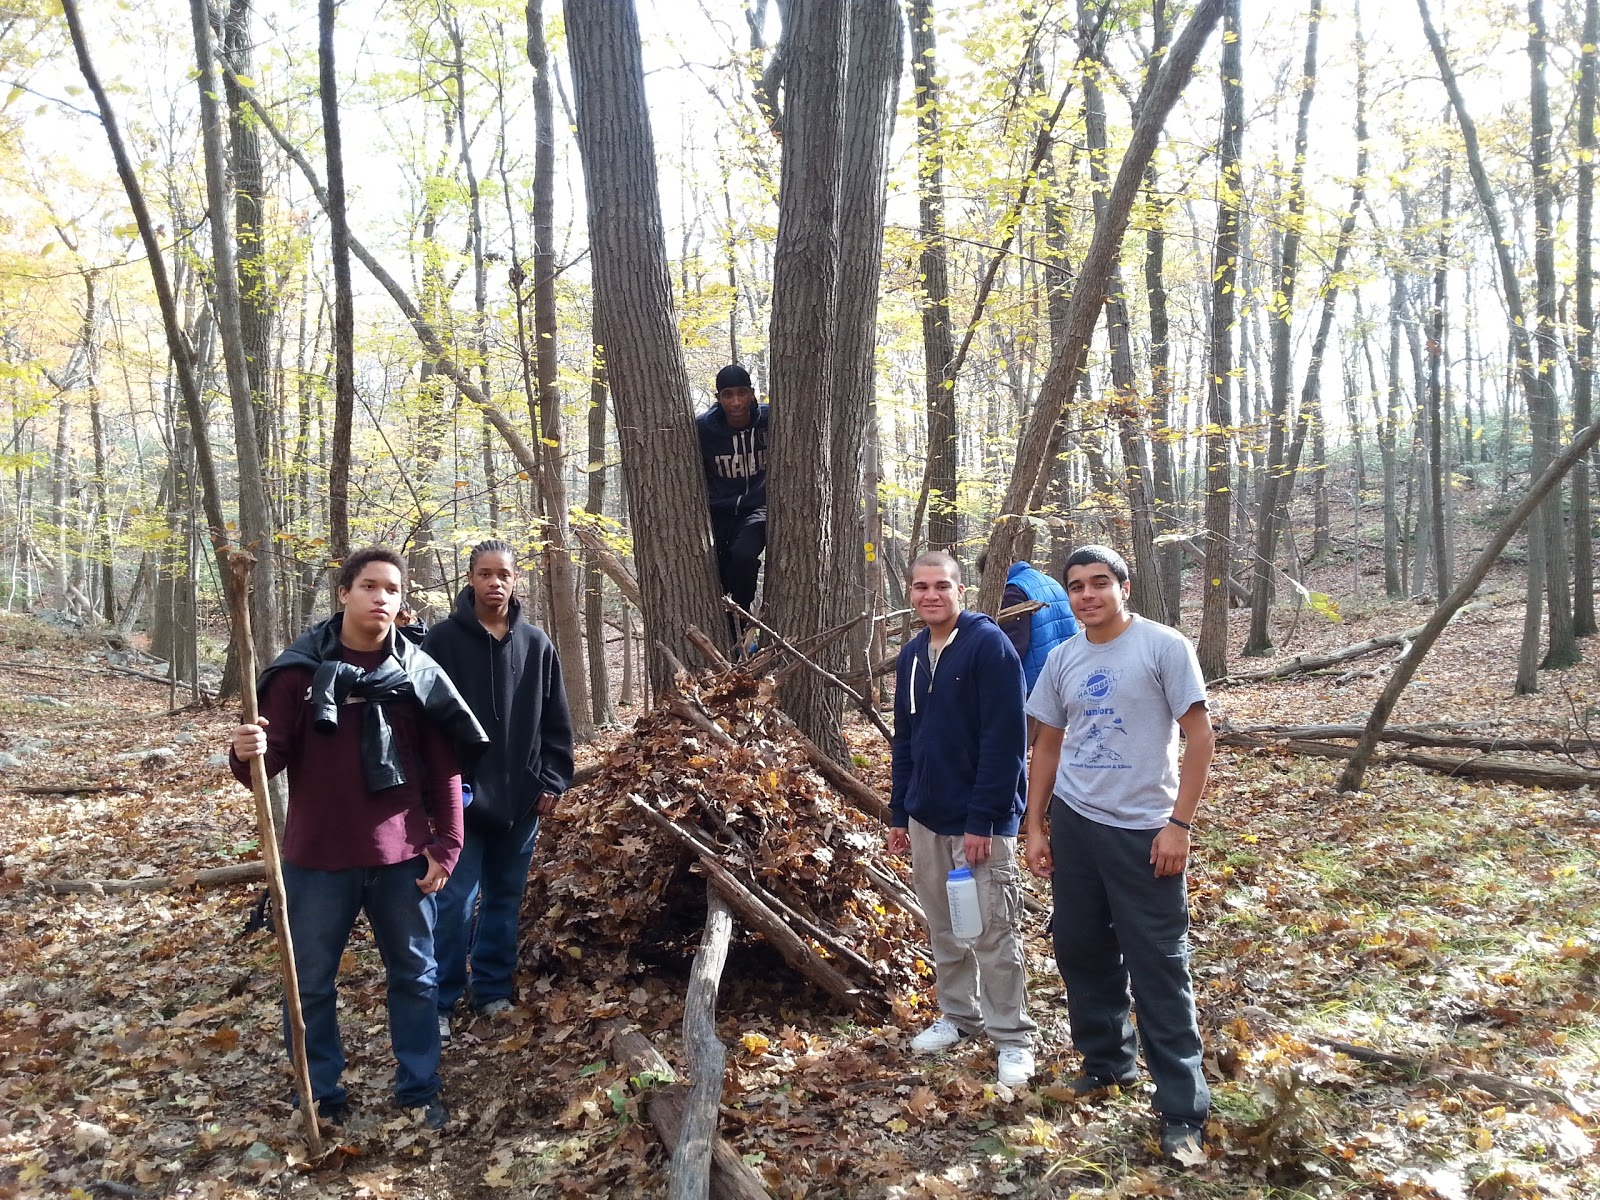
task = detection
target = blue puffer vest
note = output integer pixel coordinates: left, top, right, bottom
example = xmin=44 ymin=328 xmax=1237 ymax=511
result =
xmin=1007 ymin=561 xmax=1078 ymax=691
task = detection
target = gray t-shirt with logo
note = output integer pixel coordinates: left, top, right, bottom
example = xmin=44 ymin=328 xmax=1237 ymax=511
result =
xmin=1025 ymin=615 xmax=1207 ymax=830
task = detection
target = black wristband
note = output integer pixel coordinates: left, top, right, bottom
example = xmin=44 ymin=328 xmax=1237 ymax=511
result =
xmin=1167 ymin=816 xmax=1192 ymax=831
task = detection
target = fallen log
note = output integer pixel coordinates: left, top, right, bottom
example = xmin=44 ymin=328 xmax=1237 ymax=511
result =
xmin=1219 ymin=722 xmax=1600 ymax=756
xmin=1310 ymin=1036 xmax=1577 ymax=1110
xmin=1221 ymin=734 xmax=1600 ymax=789
xmin=671 ymin=886 xmax=734 ymax=1200
xmin=8 ymin=783 xmax=136 ymax=795
xmin=39 ymin=861 xmax=266 ymax=894
xmin=629 ymin=794 xmax=887 ymax=1017
xmin=1215 ymin=602 xmax=1493 ymax=685
xmin=600 ymin=1019 xmax=770 ymax=1200
xmin=1390 ymin=750 xmax=1600 ymax=789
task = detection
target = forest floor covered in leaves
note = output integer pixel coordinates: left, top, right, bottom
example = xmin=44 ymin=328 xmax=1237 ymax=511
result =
xmin=3 ymin=571 xmax=1600 ymax=1199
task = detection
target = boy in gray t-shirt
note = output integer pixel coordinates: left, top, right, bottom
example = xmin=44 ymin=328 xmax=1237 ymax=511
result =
xmin=1023 ymin=545 xmax=1214 ymax=1163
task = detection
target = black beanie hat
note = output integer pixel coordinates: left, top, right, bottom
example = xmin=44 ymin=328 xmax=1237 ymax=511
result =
xmin=716 ymin=364 xmax=752 ymax=392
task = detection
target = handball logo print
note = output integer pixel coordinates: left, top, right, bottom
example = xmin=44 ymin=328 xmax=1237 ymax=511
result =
xmin=1075 ymin=667 xmax=1122 ymax=703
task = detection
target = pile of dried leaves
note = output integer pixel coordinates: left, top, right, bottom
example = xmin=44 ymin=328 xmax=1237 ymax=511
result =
xmin=523 ymin=671 xmax=927 ymax=1005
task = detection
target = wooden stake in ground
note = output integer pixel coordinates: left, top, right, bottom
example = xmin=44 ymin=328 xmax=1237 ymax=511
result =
xmin=226 ymin=552 xmax=324 ymax=1156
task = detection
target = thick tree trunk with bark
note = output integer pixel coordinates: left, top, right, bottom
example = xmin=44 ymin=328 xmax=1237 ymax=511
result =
xmin=764 ymin=0 xmax=849 ymax=757
xmin=1197 ymin=0 xmax=1243 ymax=681
xmin=826 ymin=0 xmax=902 ymax=683
xmin=976 ymin=0 xmax=1223 ymax=614
xmin=564 ymin=0 xmax=726 ymax=694
xmin=1529 ymin=0 xmax=1577 ymax=671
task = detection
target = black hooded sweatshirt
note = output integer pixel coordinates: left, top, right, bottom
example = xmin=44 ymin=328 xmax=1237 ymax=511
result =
xmin=695 ymin=402 xmax=769 ymax=522
xmin=422 ymin=587 xmax=575 ymax=832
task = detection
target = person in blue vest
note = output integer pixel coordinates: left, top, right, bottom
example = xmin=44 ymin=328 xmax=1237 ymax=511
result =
xmin=976 ymin=551 xmax=1079 ymax=694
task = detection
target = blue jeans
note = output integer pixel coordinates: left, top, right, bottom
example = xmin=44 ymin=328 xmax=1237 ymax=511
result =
xmin=435 ymin=809 xmax=539 ymax=1013
xmin=1049 ymin=799 xmax=1209 ymax=1126
xmin=282 ymin=858 xmax=441 ymax=1108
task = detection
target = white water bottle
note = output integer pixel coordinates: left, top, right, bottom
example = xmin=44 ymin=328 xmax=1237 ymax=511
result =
xmin=946 ymin=867 xmax=984 ymax=940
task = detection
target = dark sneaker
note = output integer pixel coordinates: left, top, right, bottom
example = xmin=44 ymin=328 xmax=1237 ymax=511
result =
xmin=1159 ymin=1120 xmax=1205 ymax=1163
xmin=419 ymin=1099 xmax=448 ymax=1131
xmin=315 ymin=1098 xmax=351 ymax=1127
xmin=1064 ymin=1071 xmax=1136 ymax=1097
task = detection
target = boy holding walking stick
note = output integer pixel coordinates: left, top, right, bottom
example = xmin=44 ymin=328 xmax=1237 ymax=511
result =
xmin=229 ymin=547 xmax=486 ymax=1131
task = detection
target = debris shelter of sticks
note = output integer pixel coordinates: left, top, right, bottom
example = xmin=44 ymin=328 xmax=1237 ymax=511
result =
xmin=522 ymin=668 xmax=925 ymax=1012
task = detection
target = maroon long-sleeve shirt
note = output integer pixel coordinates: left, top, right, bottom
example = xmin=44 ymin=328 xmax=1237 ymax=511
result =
xmin=230 ymin=645 xmax=464 ymax=874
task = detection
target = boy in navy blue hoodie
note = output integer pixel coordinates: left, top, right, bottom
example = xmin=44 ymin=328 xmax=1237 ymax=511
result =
xmin=889 ymin=551 xmax=1036 ymax=1087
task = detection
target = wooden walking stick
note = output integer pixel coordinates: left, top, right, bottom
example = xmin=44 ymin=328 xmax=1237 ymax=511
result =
xmin=227 ymin=551 xmax=325 ymax=1156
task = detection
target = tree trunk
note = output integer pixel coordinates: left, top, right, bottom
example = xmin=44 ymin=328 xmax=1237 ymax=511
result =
xmin=1576 ymin=0 xmax=1598 ymax=636
xmin=1378 ymin=276 xmax=1404 ymax=597
xmin=976 ymin=0 xmax=1223 ymax=614
xmin=191 ymin=0 xmax=279 ymax=670
xmin=564 ymin=0 xmax=726 ymax=693
xmin=826 ymin=0 xmax=902 ymax=685
xmin=1197 ymin=0 xmax=1243 ymax=681
xmin=583 ymin=345 xmax=616 ymax=726
xmin=1244 ymin=0 xmax=1320 ymax=656
xmin=1530 ymin=0 xmax=1577 ymax=670
xmin=764 ymin=0 xmax=849 ymax=756
xmin=1415 ymin=0 xmax=1572 ymax=687
xmin=1426 ymin=168 xmax=1451 ymax=602
xmin=320 ymin=0 xmax=354 ymax=565
xmin=909 ymin=0 xmax=958 ymax=553
xmin=1080 ymin=13 xmax=1168 ymax=624
xmin=526 ymin=0 xmax=595 ymax=741
xmin=81 ymin=276 xmax=114 ymax=624
xmin=221 ymin=0 xmax=274 ymax=490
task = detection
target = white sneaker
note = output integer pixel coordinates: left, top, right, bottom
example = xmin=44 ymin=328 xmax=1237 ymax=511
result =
xmin=437 ymin=1014 xmax=451 ymax=1043
xmin=997 ymin=1046 xmax=1035 ymax=1087
xmin=479 ymin=998 xmax=514 ymax=1017
xmin=910 ymin=1016 xmax=967 ymax=1053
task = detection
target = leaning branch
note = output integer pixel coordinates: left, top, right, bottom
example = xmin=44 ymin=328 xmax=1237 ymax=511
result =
xmin=1338 ymin=415 xmax=1600 ymax=791
xmin=725 ymin=599 xmax=893 ymax=745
